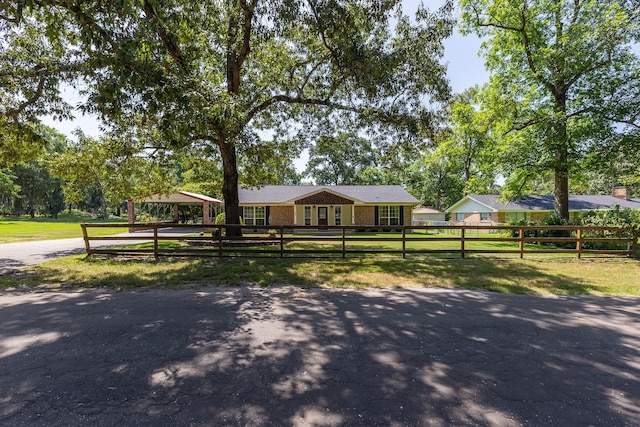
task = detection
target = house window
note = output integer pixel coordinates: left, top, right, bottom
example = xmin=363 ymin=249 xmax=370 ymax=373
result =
xmin=334 ymin=206 xmax=342 ymax=226
xmin=481 ymin=212 xmax=491 ymax=221
xmin=506 ymin=212 xmax=527 ymax=222
xmin=304 ymin=206 xmax=311 ymax=226
xmin=243 ymin=206 xmax=266 ymax=226
xmin=379 ymin=205 xmax=400 ymax=226
xmin=456 ymin=213 xmax=466 ymax=221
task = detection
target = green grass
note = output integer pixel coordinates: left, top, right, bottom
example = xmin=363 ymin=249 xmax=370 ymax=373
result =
xmin=173 ymin=231 xmax=588 ymax=258
xmin=2 ymin=227 xmax=637 ymax=296
xmin=2 ymin=255 xmax=639 ymax=296
xmin=0 ymin=213 xmax=128 ymax=243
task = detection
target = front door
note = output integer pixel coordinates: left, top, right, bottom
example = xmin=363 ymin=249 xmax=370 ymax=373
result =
xmin=318 ymin=207 xmax=328 ymax=226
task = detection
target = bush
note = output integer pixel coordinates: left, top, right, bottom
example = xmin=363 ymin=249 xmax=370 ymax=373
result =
xmin=579 ymin=206 xmax=640 ymax=229
xmin=215 ymin=212 xmax=226 ymax=225
xmin=507 ymin=214 xmax=574 ymax=246
xmin=536 ymin=213 xmax=575 ymax=247
xmin=505 ymin=218 xmax=536 ymax=238
xmin=579 ymin=207 xmax=639 ymax=250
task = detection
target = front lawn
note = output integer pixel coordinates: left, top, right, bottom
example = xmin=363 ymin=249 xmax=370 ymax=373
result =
xmin=2 ymin=255 xmax=639 ymax=296
xmin=0 ymin=213 xmax=128 ymax=243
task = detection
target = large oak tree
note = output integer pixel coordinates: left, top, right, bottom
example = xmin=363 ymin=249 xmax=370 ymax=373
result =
xmin=461 ymin=0 xmax=640 ymax=219
xmin=1 ymin=0 xmax=454 ymax=234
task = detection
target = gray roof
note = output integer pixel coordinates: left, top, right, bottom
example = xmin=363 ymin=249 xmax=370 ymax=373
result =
xmin=462 ymin=194 xmax=640 ymax=211
xmin=238 ymin=185 xmax=419 ymax=204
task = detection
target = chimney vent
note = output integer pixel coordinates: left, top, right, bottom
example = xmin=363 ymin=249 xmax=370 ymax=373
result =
xmin=612 ymin=186 xmax=631 ymax=201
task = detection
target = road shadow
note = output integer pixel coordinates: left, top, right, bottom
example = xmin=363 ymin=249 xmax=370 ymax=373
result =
xmin=1 ymin=288 xmax=639 ymax=425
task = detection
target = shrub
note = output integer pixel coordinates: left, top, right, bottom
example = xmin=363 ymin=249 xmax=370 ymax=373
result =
xmin=505 ymin=218 xmax=536 ymax=238
xmin=536 ymin=213 xmax=574 ymax=247
xmin=215 ymin=212 xmax=225 ymax=224
xmin=579 ymin=207 xmax=639 ymax=250
xmin=579 ymin=206 xmax=640 ymax=229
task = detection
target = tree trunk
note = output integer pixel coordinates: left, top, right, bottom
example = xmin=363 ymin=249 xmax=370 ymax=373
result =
xmin=219 ymin=138 xmax=243 ymax=237
xmin=553 ymin=89 xmax=570 ymax=221
xmin=28 ymin=194 xmax=36 ymax=219
xmin=97 ymin=182 xmax=108 ymax=219
xmin=554 ymin=161 xmax=569 ymax=220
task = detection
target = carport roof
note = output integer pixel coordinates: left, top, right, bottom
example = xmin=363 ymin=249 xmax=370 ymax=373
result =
xmin=134 ymin=191 xmax=222 ymax=205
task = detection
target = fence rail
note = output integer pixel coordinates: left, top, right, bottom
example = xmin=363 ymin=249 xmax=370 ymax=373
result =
xmin=81 ymin=223 xmax=639 ymax=259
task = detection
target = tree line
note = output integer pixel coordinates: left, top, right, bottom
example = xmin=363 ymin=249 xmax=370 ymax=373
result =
xmin=1 ymin=0 xmax=639 ymax=223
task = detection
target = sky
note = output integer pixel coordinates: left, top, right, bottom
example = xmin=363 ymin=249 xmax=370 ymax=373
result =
xmin=41 ymin=0 xmax=489 ymax=171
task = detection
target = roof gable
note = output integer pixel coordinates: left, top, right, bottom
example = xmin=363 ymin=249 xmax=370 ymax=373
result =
xmin=238 ymin=185 xmax=418 ymax=205
xmin=294 ymin=190 xmax=355 ymax=205
xmin=446 ymin=195 xmax=499 ymax=213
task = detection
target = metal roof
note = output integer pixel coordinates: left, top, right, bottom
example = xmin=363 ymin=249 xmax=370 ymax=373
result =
xmin=238 ymin=185 xmax=419 ymax=204
xmin=448 ymin=194 xmax=640 ymax=212
xmin=137 ymin=191 xmax=222 ymax=205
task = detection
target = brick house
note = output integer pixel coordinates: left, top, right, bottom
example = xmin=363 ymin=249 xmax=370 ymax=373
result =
xmin=446 ymin=187 xmax=640 ymax=224
xmin=238 ymin=185 xmax=418 ymax=227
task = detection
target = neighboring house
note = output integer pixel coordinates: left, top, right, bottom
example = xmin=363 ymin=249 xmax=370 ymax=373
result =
xmin=238 ymin=185 xmax=418 ymax=227
xmin=446 ymin=187 xmax=640 ymax=224
xmin=412 ymin=207 xmax=446 ymax=225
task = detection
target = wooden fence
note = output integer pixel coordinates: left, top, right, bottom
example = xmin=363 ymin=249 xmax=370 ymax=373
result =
xmin=81 ymin=223 xmax=639 ymax=259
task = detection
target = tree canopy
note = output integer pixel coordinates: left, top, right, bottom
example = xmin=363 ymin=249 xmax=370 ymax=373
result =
xmin=461 ymin=0 xmax=640 ymax=219
xmin=1 ymin=0 xmax=455 ymax=233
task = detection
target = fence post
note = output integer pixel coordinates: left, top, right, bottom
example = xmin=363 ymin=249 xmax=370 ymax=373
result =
xmin=519 ymin=229 xmax=524 ymax=259
xmin=81 ymin=223 xmax=92 ymax=255
xmin=576 ymin=228 xmax=582 ymax=259
xmin=218 ymin=225 xmax=223 ymax=257
xmin=460 ymin=228 xmax=465 ymax=259
xmin=402 ymin=226 xmax=406 ymax=259
xmin=342 ymin=227 xmax=346 ymax=259
xmin=153 ymin=225 xmax=159 ymax=260
xmin=632 ymin=228 xmax=639 ymax=258
xmin=280 ymin=227 xmax=284 ymax=258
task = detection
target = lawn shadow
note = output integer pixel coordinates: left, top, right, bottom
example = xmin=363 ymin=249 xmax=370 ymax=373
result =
xmin=3 ymin=255 xmax=636 ymax=297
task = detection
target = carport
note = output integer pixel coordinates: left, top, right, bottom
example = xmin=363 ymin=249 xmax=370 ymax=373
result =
xmin=127 ymin=191 xmax=223 ymax=225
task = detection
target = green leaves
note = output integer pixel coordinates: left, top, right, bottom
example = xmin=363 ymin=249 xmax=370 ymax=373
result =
xmin=461 ymin=0 xmax=640 ymax=216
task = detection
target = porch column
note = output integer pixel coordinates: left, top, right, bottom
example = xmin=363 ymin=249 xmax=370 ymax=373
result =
xmin=203 ymin=202 xmax=211 ymax=224
xmin=351 ymin=205 xmax=355 ymax=225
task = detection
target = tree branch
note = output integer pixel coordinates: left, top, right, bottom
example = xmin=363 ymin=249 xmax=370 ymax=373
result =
xmin=63 ymin=2 xmax=166 ymax=86
xmin=519 ymin=3 xmax=555 ymax=94
xmin=0 ymin=2 xmax=23 ymax=24
xmin=307 ymin=0 xmax=339 ymax=58
xmin=142 ymin=0 xmax=188 ymax=73
xmin=603 ymin=116 xmax=640 ymax=130
xmin=245 ymin=94 xmax=355 ymax=125
xmin=3 ymin=74 xmax=47 ymax=119
xmin=237 ymin=0 xmax=258 ymax=69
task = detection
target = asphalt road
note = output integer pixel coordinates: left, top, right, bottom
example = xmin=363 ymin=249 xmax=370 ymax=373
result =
xmin=1 ymin=286 xmax=639 ymax=426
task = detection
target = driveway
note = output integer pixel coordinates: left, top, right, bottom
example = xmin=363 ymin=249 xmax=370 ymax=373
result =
xmin=0 ymin=228 xmax=198 ymax=274
xmin=1 ymin=286 xmax=639 ymax=426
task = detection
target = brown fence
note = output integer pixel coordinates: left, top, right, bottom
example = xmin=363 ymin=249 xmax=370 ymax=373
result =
xmin=81 ymin=223 xmax=639 ymax=259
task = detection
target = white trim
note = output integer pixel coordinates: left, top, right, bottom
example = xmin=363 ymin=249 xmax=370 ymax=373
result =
xmin=446 ymin=196 xmax=498 ymax=213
